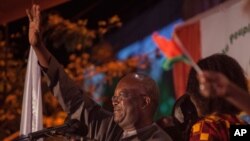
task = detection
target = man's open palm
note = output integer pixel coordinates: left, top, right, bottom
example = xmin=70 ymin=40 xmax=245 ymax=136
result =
xmin=26 ymin=4 xmax=41 ymax=47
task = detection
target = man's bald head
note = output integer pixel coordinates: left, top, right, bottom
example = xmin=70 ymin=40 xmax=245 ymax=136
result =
xmin=118 ymin=73 xmax=160 ymax=113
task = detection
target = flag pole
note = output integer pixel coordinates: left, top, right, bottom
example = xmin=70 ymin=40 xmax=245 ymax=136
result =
xmin=173 ymin=33 xmax=202 ymax=74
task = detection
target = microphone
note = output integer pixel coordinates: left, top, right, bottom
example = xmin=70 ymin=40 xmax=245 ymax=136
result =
xmin=25 ymin=119 xmax=87 ymax=140
xmin=57 ymin=119 xmax=88 ymax=137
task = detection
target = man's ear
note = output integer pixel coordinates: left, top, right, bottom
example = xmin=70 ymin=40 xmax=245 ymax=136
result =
xmin=141 ymin=96 xmax=151 ymax=109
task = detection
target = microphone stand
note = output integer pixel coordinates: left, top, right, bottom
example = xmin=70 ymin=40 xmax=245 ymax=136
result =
xmin=15 ymin=124 xmax=70 ymax=141
xmin=15 ymin=119 xmax=88 ymax=141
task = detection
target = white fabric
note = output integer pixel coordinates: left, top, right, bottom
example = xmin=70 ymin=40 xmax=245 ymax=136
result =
xmin=20 ymin=47 xmax=43 ymax=135
xmin=200 ymin=0 xmax=250 ymax=78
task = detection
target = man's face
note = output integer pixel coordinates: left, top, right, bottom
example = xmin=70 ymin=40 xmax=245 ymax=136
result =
xmin=112 ymin=79 xmax=143 ymax=129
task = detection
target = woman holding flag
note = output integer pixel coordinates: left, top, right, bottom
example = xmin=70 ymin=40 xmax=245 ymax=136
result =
xmin=186 ymin=54 xmax=248 ymax=141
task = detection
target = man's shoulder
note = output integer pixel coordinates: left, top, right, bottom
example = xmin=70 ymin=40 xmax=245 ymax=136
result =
xmin=150 ymin=123 xmax=173 ymax=141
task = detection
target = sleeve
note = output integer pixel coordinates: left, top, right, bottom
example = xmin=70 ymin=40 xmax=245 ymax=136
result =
xmin=189 ymin=120 xmax=217 ymax=141
xmin=41 ymin=56 xmax=112 ymax=123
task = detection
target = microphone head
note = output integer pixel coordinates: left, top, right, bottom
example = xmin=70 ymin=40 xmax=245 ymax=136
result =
xmin=65 ymin=119 xmax=79 ymax=126
xmin=63 ymin=119 xmax=88 ymax=137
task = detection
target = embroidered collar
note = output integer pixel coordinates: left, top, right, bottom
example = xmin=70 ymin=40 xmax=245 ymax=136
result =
xmin=122 ymin=123 xmax=155 ymax=138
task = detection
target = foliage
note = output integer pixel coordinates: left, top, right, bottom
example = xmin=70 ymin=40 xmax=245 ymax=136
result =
xmin=0 ymin=13 xmax=151 ymax=140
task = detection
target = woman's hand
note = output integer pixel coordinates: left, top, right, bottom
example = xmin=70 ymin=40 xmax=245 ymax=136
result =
xmin=197 ymin=71 xmax=230 ymax=98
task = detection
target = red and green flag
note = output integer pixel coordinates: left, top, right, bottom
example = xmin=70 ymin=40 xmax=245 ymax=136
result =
xmin=152 ymin=32 xmax=188 ymax=70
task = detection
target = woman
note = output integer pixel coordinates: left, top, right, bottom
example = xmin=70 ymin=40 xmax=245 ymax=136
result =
xmin=186 ymin=54 xmax=248 ymax=141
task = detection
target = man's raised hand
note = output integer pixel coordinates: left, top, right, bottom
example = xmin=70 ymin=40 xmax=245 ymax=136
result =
xmin=26 ymin=4 xmax=41 ymax=48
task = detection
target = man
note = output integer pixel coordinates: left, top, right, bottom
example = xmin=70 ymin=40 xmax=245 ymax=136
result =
xmin=26 ymin=4 xmax=172 ymax=141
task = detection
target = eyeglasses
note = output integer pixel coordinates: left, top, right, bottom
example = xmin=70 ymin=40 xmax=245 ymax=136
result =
xmin=111 ymin=92 xmax=130 ymax=102
xmin=111 ymin=92 xmax=148 ymax=102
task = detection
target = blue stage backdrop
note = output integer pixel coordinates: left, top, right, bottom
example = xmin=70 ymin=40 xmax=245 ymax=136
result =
xmin=116 ymin=19 xmax=182 ymax=118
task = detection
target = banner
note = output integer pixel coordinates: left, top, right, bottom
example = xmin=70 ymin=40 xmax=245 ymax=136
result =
xmin=174 ymin=0 xmax=250 ymax=98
